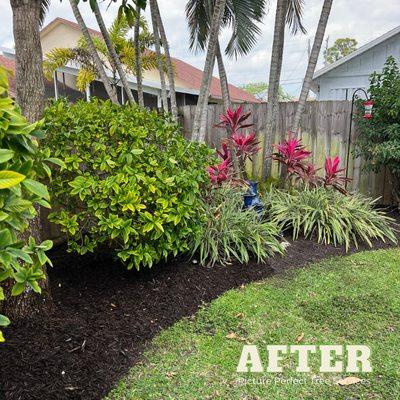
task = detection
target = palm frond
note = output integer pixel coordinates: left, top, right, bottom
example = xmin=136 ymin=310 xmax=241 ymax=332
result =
xmin=76 ymin=68 xmax=97 ymax=91
xmin=185 ymin=0 xmax=210 ymax=52
xmin=286 ymin=0 xmax=307 ymax=35
xmin=40 ymin=0 xmax=51 ymax=27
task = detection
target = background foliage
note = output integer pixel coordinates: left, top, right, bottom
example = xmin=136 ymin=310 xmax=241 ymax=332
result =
xmin=44 ymin=99 xmax=212 ymax=270
xmin=354 ymin=56 xmax=400 ymax=205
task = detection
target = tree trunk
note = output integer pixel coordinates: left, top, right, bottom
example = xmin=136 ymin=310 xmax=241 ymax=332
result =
xmin=69 ymin=0 xmax=119 ymax=104
xmin=92 ymin=1 xmax=135 ymax=104
xmin=134 ymin=4 xmax=145 ymax=107
xmin=10 ymin=0 xmax=44 ymax=122
xmin=292 ymin=0 xmax=333 ymax=134
xmin=192 ymin=0 xmax=226 ymax=142
xmin=261 ymin=0 xmax=287 ymax=181
xmin=5 ymin=0 xmax=54 ymax=319
xmin=199 ymin=55 xmax=216 ymax=140
xmin=152 ymin=0 xmax=178 ymax=119
xmin=150 ymin=0 xmax=168 ymax=113
xmin=216 ymin=40 xmax=231 ymax=111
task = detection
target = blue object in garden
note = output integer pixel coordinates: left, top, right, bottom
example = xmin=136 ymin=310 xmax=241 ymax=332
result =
xmin=243 ymin=181 xmax=264 ymax=215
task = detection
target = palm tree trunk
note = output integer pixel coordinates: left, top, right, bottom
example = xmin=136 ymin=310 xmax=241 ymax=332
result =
xmin=5 ymin=0 xmax=54 ymax=320
xmin=199 ymin=54 xmax=216 ymax=140
xmin=134 ymin=4 xmax=145 ymax=107
xmin=92 ymin=1 xmax=135 ymax=104
xmin=150 ymin=0 xmax=168 ymax=112
xmin=69 ymin=0 xmax=119 ymax=104
xmin=152 ymin=0 xmax=178 ymax=119
xmin=292 ymin=0 xmax=333 ymax=134
xmin=261 ymin=0 xmax=287 ymax=181
xmin=10 ymin=0 xmax=45 ymax=122
xmin=192 ymin=0 xmax=226 ymax=142
xmin=216 ymin=40 xmax=231 ymax=111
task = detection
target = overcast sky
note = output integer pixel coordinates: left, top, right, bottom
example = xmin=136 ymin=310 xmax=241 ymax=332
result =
xmin=1 ymin=0 xmax=399 ymax=97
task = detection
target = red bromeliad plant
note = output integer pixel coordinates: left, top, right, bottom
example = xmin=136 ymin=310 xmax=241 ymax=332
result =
xmin=272 ymin=133 xmax=350 ymax=193
xmin=208 ymin=107 xmax=260 ymax=184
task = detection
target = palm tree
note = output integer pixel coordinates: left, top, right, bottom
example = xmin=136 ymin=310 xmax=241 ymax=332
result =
xmin=134 ymin=3 xmax=145 ymax=106
xmin=149 ymin=0 xmax=168 ymax=112
xmin=92 ymin=1 xmax=136 ymax=103
xmin=68 ymin=0 xmax=119 ymax=104
xmin=44 ymin=15 xmax=158 ymax=96
xmin=261 ymin=0 xmax=306 ymax=181
xmin=292 ymin=0 xmax=333 ymax=134
xmin=150 ymin=0 xmax=178 ymax=119
xmin=191 ymin=0 xmax=226 ymax=142
xmin=186 ymin=0 xmax=267 ymax=113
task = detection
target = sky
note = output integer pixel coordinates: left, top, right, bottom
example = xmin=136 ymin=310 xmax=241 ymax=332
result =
xmin=1 ymin=0 xmax=400 ymax=97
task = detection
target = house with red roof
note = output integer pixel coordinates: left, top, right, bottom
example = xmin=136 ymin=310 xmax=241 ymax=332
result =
xmin=1 ymin=17 xmax=257 ymax=106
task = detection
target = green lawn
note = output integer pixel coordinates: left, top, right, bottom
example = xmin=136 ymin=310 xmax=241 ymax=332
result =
xmin=106 ymin=249 xmax=400 ymax=400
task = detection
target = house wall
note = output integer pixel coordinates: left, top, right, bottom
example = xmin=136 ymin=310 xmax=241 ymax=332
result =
xmin=41 ymin=23 xmax=82 ymax=56
xmin=314 ymin=32 xmax=400 ymax=100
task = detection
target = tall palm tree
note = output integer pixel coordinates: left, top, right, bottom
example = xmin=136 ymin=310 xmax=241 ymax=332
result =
xmin=191 ymin=0 xmax=226 ymax=142
xmin=92 ymin=1 xmax=136 ymax=103
xmin=186 ymin=0 xmax=267 ymax=113
xmin=149 ymin=0 xmax=168 ymax=112
xmin=44 ymin=15 xmax=158 ymax=95
xmin=150 ymin=0 xmax=178 ymax=119
xmin=69 ymin=0 xmax=119 ymax=103
xmin=292 ymin=0 xmax=333 ymax=134
xmin=261 ymin=0 xmax=306 ymax=181
xmin=134 ymin=3 xmax=145 ymax=106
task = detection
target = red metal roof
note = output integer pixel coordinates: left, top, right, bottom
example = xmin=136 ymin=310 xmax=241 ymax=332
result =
xmin=41 ymin=17 xmax=258 ymax=103
xmin=0 ymin=55 xmax=16 ymax=97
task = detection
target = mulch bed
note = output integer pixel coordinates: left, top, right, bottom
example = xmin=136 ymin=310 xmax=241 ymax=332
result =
xmin=1 ymin=219 xmax=399 ymax=400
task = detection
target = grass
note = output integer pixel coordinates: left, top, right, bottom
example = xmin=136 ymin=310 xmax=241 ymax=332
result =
xmin=106 ymin=249 xmax=400 ymax=400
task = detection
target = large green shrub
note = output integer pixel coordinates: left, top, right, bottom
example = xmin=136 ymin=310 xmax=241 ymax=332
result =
xmin=44 ymin=99 xmax=212 ymax=270
xmin=354 ymin=56 xmax=400 ymax=205
xmin=268 ymin=187 xmax=397 ymax=250
xmin=0 ymin=67 xmax=54 ymax=341
xmin=191 ymin=184 xmax=284 ymax=267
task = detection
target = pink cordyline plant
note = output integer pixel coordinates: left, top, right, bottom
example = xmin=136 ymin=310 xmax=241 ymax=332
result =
xmin=215 ymin=105 xmax=254 ymax=135
xmin=324 ymin=156 xmax=350 ymax=194
xmin=231 ymin=132 xmax=261 ymax=161
xmin=272 ymin=134 xmax=350 ymax=194
xmin=207 ymin=157 xmax=231 ymax=185
xmin=272 ymin=133 xmax=312 ymax=173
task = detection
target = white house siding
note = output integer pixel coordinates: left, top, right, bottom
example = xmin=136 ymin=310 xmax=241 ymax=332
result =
xmin=313 ymin=31 xmax=400 ymax=100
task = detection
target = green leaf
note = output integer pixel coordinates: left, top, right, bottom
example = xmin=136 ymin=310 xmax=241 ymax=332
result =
xmin=0 ymin=229 xmax=13 ymax=247
xmin=0 ymin=149 xmax=14 ymax=163
xmin=0 ymin=314 xmax=10 ymax=327
xmin=0 ymin=330 xmax=5 ymax=342
xmin=45 ymin=157 xmax=66 ymax=169
xmin=0 ymin=170 xmax=25 ymax=189
xmin=131 ymin=149 xmax=144 ymax=155
xmin=11 ymin=282 xmax=25 ymax=296
xmin=0 ymin=287 xmax=4 ymax=301
xmin=22 ymin=179 xmax=50 ymax=200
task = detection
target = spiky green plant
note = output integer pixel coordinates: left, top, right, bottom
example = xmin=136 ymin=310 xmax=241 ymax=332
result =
xmin=268 ymin=187 xmax=397 ymax=250
xmin=191 ymin=184 xmax=284 ymax=267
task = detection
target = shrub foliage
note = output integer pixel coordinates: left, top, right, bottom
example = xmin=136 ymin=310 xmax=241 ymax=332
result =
xmin=354 ymin=56 xmax=400 ymax=205
xmin=44 ymin=99 xmax=212 ymax=270
xmin=191 ymin=184 xmax=284 ymax=267
xmin=0 ymin=67 xmax=54 ymax=341
xmin=268 ymin=187 xmax=397 ymax=250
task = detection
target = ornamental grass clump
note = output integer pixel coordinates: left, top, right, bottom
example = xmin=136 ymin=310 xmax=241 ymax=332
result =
xmin=44 ymin=99 xmax=213 ymax=270
xmin=191 ymin=184 xmax=284 ymax=267
xmin=268 ymin=187 xmax=397 ymax=250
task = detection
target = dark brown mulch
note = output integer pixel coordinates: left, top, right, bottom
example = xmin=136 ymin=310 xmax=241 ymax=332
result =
xmin=1 ymin=223 xmax=399 ymax=400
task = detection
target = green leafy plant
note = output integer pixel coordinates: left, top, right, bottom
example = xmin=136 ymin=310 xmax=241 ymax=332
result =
xmin=44 ymin=99 xmax=212 ymax=270
xmin=191 ymin=184 xmax=284 ymax=267
xmin=0 ymin=66 xmax=55 ymax=342
xmin=268 ymin=187 xmax=397 ymax=250
xmin=354 ymin=56 xmax=400 ymax=206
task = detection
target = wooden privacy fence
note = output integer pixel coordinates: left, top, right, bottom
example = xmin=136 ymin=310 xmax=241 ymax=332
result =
xmin=179 ymin=101 xmax=392 ymax=204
